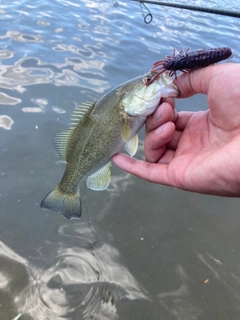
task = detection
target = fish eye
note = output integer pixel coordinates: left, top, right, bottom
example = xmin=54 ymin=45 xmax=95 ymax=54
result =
xmin=143 ymin=76 xmax=152 ymax=84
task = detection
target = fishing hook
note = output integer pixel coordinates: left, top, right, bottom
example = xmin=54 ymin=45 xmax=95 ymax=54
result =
xmin=140 ymin=2 xmax=153 ymax=24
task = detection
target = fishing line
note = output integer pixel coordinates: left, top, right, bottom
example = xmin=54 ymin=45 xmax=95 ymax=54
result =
xmin=56 ymin=86 xmax=59 ymax=110
xmin=130 ymin=0 xmax=240 ymax=23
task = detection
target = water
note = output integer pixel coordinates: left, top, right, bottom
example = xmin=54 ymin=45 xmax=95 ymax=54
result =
xmin=1 ymin=0 xmax=240 ymax=319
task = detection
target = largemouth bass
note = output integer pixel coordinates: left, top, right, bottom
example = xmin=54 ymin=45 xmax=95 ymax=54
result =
xmin=41 ymin=72 xmax=178 ymax=220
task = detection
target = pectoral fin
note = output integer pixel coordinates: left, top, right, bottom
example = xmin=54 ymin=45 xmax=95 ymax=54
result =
xmin=121 ymin=121 xmax=131 ymax=142
xmin=87 ymin=162 xmax=111 ymax=191
xmin=124 ymin=134 xmax=138 ymax=156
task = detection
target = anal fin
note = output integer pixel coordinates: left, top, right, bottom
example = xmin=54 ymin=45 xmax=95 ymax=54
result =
xmin=87 ymin=162 xmax=111 ymax=191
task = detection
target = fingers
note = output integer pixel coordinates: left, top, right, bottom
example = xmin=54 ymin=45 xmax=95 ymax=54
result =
xmin=144 ymin=96 xmax=196 ymax=161
xmin=112 ymin=153 xmax=171 ymax=185
xmin=146 ymin=100 xmax=175 ymax=134
xmin=144 ymin=122 xmax=175 ymax=162
xmin=166 ymin=130 xmax=182 ymax=150
xmin=175 ymin=63 xmax=240 ymax=102
xmin=157 ymin=149 xmax=175 ymax=164
xmin=145 ymin=101 xmax=195 ymax=155
xmin=174 ymin=66 xmax=215 ymax=98
xmin=175 ymin=111 xmax=195 ymax=131
xmin=146 ymin=100 xmax=194 ymax=135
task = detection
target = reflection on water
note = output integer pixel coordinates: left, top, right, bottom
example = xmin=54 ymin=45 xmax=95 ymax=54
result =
xmin=0 ymin=242 xmax=29 ymax=319
xmin=1 ymin=224 xmax=148 ymax=320
xmin=158 ymin=265 xmax=203 ymax=320
xmin=0 ymin=115 xmax=14 ymax=130
xmin=3 ymin=235 xmax=240 ymax=320
xmin=0 ymin=31 xmax=43 ymax=43
xmin=0 ymin=92 xmax=21 ymax=105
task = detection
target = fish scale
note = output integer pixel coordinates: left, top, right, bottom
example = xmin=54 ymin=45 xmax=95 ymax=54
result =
xmin=41 ymin=72 xmax=178 ymax=220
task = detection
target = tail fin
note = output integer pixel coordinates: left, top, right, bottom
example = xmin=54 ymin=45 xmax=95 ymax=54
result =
xmin=41 ymin=185 xmax=81 ymax=220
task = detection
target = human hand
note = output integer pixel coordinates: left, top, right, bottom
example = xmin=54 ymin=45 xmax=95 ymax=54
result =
xmin=112 ymin=63 xmax=240 ymax=196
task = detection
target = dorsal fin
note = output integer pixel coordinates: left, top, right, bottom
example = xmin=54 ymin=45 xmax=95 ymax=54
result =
xmin=69 ymin=101 xmax=94 ymax=128
xmin=53 ymin=102 xmax=94 ymax=160
xmin=53 ymin=128 xmax=73 ymax=160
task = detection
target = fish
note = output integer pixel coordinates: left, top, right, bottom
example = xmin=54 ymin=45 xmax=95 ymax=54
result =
xmin=41 ymin=72 xmax=179 ymax=220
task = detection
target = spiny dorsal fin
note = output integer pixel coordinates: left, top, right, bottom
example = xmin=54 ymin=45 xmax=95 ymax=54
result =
xmin=53 ymin=128 xmax=73 ymax=160
xmin=69 ymin=101 xmax=94 ymax=129
xmin=87 ymin=162 xmax=111 ymax=191
xmin=53 ymin=102 xmax=94 ymax=160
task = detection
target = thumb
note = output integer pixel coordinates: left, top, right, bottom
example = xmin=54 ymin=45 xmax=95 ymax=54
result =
xmin=173 ymin=65 xmax=216 ymax=98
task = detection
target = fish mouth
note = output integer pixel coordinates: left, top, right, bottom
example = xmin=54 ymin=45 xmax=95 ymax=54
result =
xmin=134 ymin=94 xmax=151 ymax=102
xmin=134 ymin=89 xmax=162 ymax=103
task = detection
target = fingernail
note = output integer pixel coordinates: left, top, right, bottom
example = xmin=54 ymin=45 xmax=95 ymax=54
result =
xmin=153 ymin=102 xmax=165 ymax=120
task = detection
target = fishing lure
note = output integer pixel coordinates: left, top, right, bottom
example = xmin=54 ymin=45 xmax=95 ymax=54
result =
xmin=149 ymin=47 xmax=232 ymax=83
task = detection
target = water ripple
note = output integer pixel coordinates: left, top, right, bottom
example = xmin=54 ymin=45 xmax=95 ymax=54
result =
xmin=14 ymin=224 xmax=149 ymax=319
xmin=0 ymin=30 xmax=43 ymax=43
xmin=0 ymin=115 xmax=14 ymax=130
xmin=0 ymin=92 xmax=21 ymax=105
xmin=0 ymin=55 xmax=109 ymax=97
xmin=0 ymin=242 xmax=29 ymax=319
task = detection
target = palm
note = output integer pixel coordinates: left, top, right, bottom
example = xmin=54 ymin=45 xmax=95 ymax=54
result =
xmin=165 ymin=110 xmax=240 ymax=195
